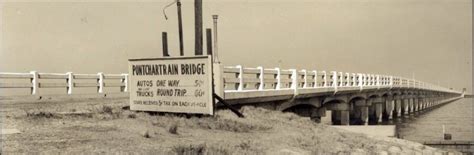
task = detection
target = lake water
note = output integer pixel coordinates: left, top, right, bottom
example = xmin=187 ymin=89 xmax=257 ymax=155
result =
xmin=395 ymin=98 xmax=473 ymax=142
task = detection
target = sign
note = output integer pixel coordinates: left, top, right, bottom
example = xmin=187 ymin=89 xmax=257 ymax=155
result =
xmin=128 ymin=56 xmax=214 ymax=115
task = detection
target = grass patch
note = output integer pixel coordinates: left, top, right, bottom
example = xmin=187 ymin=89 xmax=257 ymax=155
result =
xmin=25 ymin=110 xmax=61 ymax=119
xmin=194 ymin=117 xmax=272 ymax=132
xmin=168 ymin=123 xmax=179 ymax=135
xmin=90 ymin=105 xmax=122 ymax=119
xmin=172 ymin=144 xmax=229 ymax=155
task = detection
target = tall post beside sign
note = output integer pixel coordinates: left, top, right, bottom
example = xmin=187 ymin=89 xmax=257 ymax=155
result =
xmin=128 ymin=56 xmax=214 ymax=115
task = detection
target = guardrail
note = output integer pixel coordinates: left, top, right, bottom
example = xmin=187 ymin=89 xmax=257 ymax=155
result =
xmin=0 ymin=66 xmax=461 ymax=96
xmin=0 ymin=71 xmax=128 ymax=95
xmin=222 ymin=65 xmax=460 ymax=94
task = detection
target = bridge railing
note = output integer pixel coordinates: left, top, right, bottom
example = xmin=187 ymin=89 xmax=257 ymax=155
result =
xmin=0 ymin=67 xmax=461 ymax=97
xmin=220 ymin=65 xmax=461 ymax=97
xmin=0 ymin=71 xmax=128 ymax=95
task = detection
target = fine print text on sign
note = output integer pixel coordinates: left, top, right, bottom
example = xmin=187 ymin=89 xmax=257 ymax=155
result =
xmin=128 ymin=56 xmax=213 ymax=115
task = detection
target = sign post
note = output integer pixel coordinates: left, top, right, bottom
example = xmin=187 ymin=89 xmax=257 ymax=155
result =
xmin=128 ymin=56 xmax=214 ymax=115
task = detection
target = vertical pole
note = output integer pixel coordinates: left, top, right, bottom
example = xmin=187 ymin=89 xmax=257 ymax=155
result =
xmin=313 ymin=70 xmax=318 ymax=88
xmin=301 ymin=70 xmax=307 ymax=88
xmin=257 ymin=66 xmax=264 ymax=90
xmin=177 ymin=0 xmax=184 ymax=56
xmin=97 ymin=72 xmax=104 ymax=93
xmin=194 ymin=0 xmax=203 ymax=55
xmin=212 ymin=15 xmax=219 ymax=63
xmin=67 ymin=72 xmax=73 ymax=94
xmin=236 ymin=65 xmax=243 ymax=91
xmin=322 ymin=71 xmax=327 ymax=87
xmin=121 ymin=74 xmax=128 ymax=92
xmin=332 ymin=71 xmax=338 ymax=93
xmin=162 ymin=32 xmax=169 ymax=57
xmin=30 ymin=71 xmax=38 ymax=95
xmin=206 ymin=28 xmax=212 ymax=55
xmin=275 ymin=68 xmax=281 ymax=90
xmin=290 ymin=69 xmax=298 ymax=95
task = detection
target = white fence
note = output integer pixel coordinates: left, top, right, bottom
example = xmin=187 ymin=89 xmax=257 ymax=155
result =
xmin=0 ymin=66 xmax=461 ymax=97
xmin=222 ymin=66 xmax=458 ymax=94
xmin=0 ymin=71 xmax=128 ymax=95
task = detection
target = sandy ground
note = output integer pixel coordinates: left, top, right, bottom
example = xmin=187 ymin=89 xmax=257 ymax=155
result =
xmin=0 ymin=97 xmax=460 ymax=154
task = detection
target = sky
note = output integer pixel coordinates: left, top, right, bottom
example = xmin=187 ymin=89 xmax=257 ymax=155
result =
xmin=0 ymin=0 xmax=472 ymax=93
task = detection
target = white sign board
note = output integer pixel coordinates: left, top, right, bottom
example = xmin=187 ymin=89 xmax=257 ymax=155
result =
xmin=128 ymin=56 xmax=214 ymax=115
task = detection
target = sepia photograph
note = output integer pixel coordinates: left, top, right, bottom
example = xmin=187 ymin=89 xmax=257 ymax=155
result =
xmin=0 ymin=0 xmax=472 ymax=154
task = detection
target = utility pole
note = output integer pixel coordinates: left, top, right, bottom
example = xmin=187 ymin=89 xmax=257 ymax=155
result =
xmin=177 ymin=0 xmax=184 ymax=56
xmin=195 ymin=0 xmax=203 ymax=55
xmin=163 ymin=0 xmax=184 ymax=56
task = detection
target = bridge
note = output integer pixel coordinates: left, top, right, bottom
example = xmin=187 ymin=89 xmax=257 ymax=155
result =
xmin=0 ymin=64 xmax=464 ymax=125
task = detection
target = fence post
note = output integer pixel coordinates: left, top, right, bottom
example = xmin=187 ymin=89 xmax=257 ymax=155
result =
xmin=97 ymin=72 xmax=104 ymax=93
xmin=290 ymin=69 xmax=298 ymax=95
xmin=376 ymin=74 xmax=380 ymax=89
xmin=312 ymin=70 xmax=317 ymax=88
xmin=322 ymin=71 xmax=327 ymax=87
xmin=67 ymin=72 xmax=73 ymax=94
xmin=257 ymin=66 xmax=264 ymax=90
xmin=236 ymin=65 xmax=243 ymax=91
xmin=389 ymin=76 xmax=393 ymax=89
xmin=213 ymin=64 xmax=224 ymax=97
xmin=275 ymin=68 xmax=281 ymax=90
xmin=338 ymin=72 xmax=343 ymax=87
xmin=332 ymin=71 xmax=338 ymax=93
xmin=121 ymin=73 xmax=128 ymax=92
xmin=30 ymin=71 xmax=39 ymax=95
xmin=301 ymin=70 xmax=307 ymax=88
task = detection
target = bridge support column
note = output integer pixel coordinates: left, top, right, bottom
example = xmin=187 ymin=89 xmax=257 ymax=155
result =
xmin=409 ymin=97 xmax=414 ymax=114
xmin=361 ymin=106 xmax=369 ymax=125
xmin=384 ymin=97 xmax=394 ymax=120
xmin=372 ymin=97 xmax=384 ymax=123
xmin=420 ymin=98 xmax=424 ymax=111
xmin=354 ymin=100 xmax=369 ymax=125
xmin=394 ymin=99 xmax=402 ymax=118
xmin=419 ymin=98 xmax=424 ymax=111
xmin=310 ymin=107 xmax=327 ymax=123
xmin=430 ymin=98 xmax=433 ymax=108
xmin=402 ymin=98 xmax=409 ymax=115
xmin=326 ymin=103 xmax=350 ymax=125
xmin=423 ymin=98 xmax=429 ymax=110
xmin=340 ymin=110 xmax=350 ymax=126
xmin=426 ymin=98 xmax=430 ymax=108
xmin=413 ymin=98 xmax=419 ymax=112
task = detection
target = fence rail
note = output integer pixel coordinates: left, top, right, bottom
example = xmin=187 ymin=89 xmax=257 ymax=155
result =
xmin=222 ymin=65 xmax=459 ymax=94
xmin=0 ymin=71 xmax=128 ymax=95
xmin=0 ymin=66 xmax=461 ymax=96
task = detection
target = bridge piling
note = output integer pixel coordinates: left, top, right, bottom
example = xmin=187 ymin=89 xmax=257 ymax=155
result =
xmin=402 ymin=98 xmax=410 ymax=116
xmin=409 ymin=98 xmax=415 ymax=114
xmin=373 ymin=97 xmax=384 ymax=123
xmin=384 ymin=97 xmax=394 ymax=120
xmin=394 ymin=99 xmax=402 ymax=118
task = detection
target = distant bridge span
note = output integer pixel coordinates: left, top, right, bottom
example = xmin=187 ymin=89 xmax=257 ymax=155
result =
xmin=216 ymin=65 xmax=464 ymax=125
xmin=0 ymin=64 xmax=464 ymax=125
